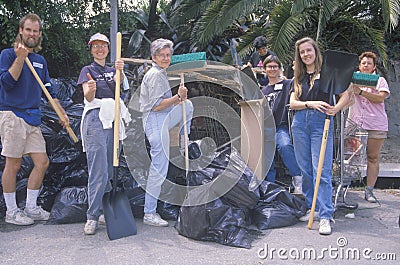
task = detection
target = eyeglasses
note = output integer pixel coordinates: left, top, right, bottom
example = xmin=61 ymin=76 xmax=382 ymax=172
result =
xmin=156 ymin=53 xmax=171 ymax=59
xmin=266 ymin=65 xmax=279 ymax=70
xmin=92 ymin=44 xmax=108 ymax=49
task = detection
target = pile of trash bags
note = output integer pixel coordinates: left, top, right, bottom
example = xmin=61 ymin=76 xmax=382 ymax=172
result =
xmin=0 ymin=78 xmax=306 ymax=248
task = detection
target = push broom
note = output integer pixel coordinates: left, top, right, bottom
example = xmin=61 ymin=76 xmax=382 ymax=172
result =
xmin=168 ymin=52 xmax=207 ymax=177
xmin=352 ymin=72 xmax=380 ymax=88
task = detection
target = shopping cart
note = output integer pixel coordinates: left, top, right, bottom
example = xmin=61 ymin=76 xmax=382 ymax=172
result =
xmin=333 ymin=112 xmax=368 ymax=209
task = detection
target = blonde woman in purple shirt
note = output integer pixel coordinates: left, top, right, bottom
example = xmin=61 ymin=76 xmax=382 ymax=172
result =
xmin=350 ymin=51 xmax=390 ymax=203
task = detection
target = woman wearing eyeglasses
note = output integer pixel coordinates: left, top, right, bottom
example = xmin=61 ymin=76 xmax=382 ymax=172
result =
xmin=139 ymin=38 xmax=193 ymax=227
xmin=77 ymin=32 xmax=127 ymax=235
xmin=261 ymin=55 xmax=302 ymax=194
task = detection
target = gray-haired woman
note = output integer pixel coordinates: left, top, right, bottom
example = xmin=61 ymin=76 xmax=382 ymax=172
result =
xmin=139 ymin=38 xmax=193 ymax=226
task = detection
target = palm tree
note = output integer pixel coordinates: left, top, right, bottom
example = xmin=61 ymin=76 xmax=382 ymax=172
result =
xmin=174 ymin=0 xmax=399 ymax=68
xmin=269 ymin=0 xmax=400 ymax=67
xmin=171 ymin=0 xmax=278 ymax=49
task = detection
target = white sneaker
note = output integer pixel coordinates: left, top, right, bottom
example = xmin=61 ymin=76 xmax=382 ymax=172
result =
xmin=24 ymin=206 xmax=50 ymax=221
xmin=98 ymin=214 xmax=106 ymax=225
xmin=319 ymin=218 xmax=332 ymax=235
xmin=299 ymin=209 xmax=319 ymax=222
xmin=84 ymin=220 xmax=98 ymax=235
xmin=365 ymin=188 xmax=377 ymax=203
xmin=5 ymin=209 xmax=34 ymax=226
xmin=143 ymin=213 xmax=169 ymax=227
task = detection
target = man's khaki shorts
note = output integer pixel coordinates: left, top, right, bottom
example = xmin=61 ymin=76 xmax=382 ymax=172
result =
xmin=0 ymin=111 xmax=46 ymax=158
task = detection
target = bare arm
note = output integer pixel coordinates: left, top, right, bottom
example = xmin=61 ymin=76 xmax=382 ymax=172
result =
xmin=52 ymin=98 xmax=70 ymax=127
xmin=352 ymin=84 xmax=388 ymax=103
xmin=289 ymin=90 xmax=347 ymax=115
xmin=325 ymin=90 xmax=350 ymax=116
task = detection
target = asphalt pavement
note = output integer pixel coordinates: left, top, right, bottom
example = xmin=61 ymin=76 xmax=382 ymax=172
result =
xmin=0 ymin=189 xmax=399 ymax=265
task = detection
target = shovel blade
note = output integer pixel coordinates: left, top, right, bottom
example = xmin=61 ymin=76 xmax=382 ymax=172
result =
xmin=320 ymin=50 xmax=358 ymax=99
xmin=102 ymin=190 xmax=137 ymax=240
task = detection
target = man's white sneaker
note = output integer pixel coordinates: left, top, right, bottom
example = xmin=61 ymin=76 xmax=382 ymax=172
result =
xmin=6 ymin=209 xmax=34 ymax=226
xmin=143 ymin=213 xmax=169 ymax=227
xmin=84 ymin=220 xmax=98 ymax=235
xmin=24 ymin=206 xmax=50 ymax=221
xmin=319 ymin=218 xmax=332 ymax=235
xmin=299 ymin=209 xmax=319 ymax=222
xmin=98 ymin=214 xmax=106 ymax=225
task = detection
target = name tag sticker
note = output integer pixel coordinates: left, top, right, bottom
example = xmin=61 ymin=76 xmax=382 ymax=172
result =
xmin=32 ymin=62 xmax=43 ymax=69
xmin=274 ymin=84 xmax=283 ymax=91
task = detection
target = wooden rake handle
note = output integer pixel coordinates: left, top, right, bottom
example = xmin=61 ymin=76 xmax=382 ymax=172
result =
xmin=180 ymin=73 xmax=189 ymax=177
xmin=25 ymin=57 xmax=78 ymax=143
xmin=113 ymin=32 xmax=122 ymax=167
xmin=308 ymin=118 xmax=330 ymax=229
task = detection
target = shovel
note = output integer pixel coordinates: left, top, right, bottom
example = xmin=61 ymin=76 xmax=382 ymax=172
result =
xmin=102 ymin=32 xmax=137 ymax=240
xmin=307 ymin=50 xmax=358 ymax=229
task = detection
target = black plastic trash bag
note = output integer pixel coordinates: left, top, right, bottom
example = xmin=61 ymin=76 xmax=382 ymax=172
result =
xmin=187 ymin=146 xmax=260 ymax=209
xmin=125 ymin=186 xmax=145 ymax=218
xmin=157 ymin=201 xmax=180 ymax=221
xmin=251 ymin=181 xmax=307 ymax=230
xmin=252 ymin=201 xmax=299 ymax=229
xmin=46 ymin=186 xmax=88 ymax=224
xmin=258 ymin=181 xmax=307 ymax=215
xmin=176 ymin=197 xmax=258 ymax=249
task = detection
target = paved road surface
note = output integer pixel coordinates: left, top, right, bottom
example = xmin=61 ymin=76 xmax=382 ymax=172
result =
xmin=1 ymin=189 xmax=399 ymax=265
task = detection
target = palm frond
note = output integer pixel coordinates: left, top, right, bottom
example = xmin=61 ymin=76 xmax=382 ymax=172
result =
xmin=291 ymin=0 xmax=317 ymax=14
xmin=170 ymin=0 xmax=210 ymax=26
xmin=269 ymin=1 xmax=307 ymax=63
xmin=341 ymin=16 xmax=388 ymax=67
xmin=192 ymin=0 xmax=277 ymax=48
xmin=381 ymin=0 xmax=400 ymax=31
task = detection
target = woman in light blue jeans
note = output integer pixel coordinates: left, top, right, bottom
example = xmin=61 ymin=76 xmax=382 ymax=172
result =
xmin=291 ymin=109 xmax=334 ymax=219
xmin=142 ymin=101 xmax=193 ymax=215
xmin=289 ymin=37 xmax=350 ymax=235
xmin=139 ymin=38 xmax=193 ymax=226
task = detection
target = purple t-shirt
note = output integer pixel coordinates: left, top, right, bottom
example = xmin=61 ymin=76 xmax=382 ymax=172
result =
xmin=77 ymin=61 xmax=116 ymax=99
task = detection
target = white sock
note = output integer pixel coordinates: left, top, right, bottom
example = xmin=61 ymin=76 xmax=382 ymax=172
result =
xmin=3 ymin=192 xmax=18 ymax=213
xmin=26 ymin=189 xmax=40 ymax=209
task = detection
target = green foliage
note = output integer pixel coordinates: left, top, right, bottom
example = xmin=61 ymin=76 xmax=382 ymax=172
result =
xmin=0 ymin=0 xmax=141 ymax=78
xmin=2 ymin=0 xmax=399 ymax=78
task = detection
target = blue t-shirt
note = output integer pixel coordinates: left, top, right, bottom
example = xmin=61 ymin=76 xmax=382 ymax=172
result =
xmin=77 ymin=61 xmax=116 ymax=99
xmin=0 ymin=48 xmax=56 ymax=125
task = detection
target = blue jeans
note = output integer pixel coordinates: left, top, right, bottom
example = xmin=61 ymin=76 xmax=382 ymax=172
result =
xmin=143 ymin=100 xmax=193 ymax=214
xmin=266 ymin=125 xmax=302 ymax=182
xmin=82 ymin=108 xmax=115 ymax=221
xmin=291 ymin=109 xmax=334 ymax=220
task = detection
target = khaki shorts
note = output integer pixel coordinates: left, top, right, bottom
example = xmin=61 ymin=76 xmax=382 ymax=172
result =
xmin=0 ymin=111 xmax=46 ymax=158
xmin=367 ymin=130 xmax=387 ymax=139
